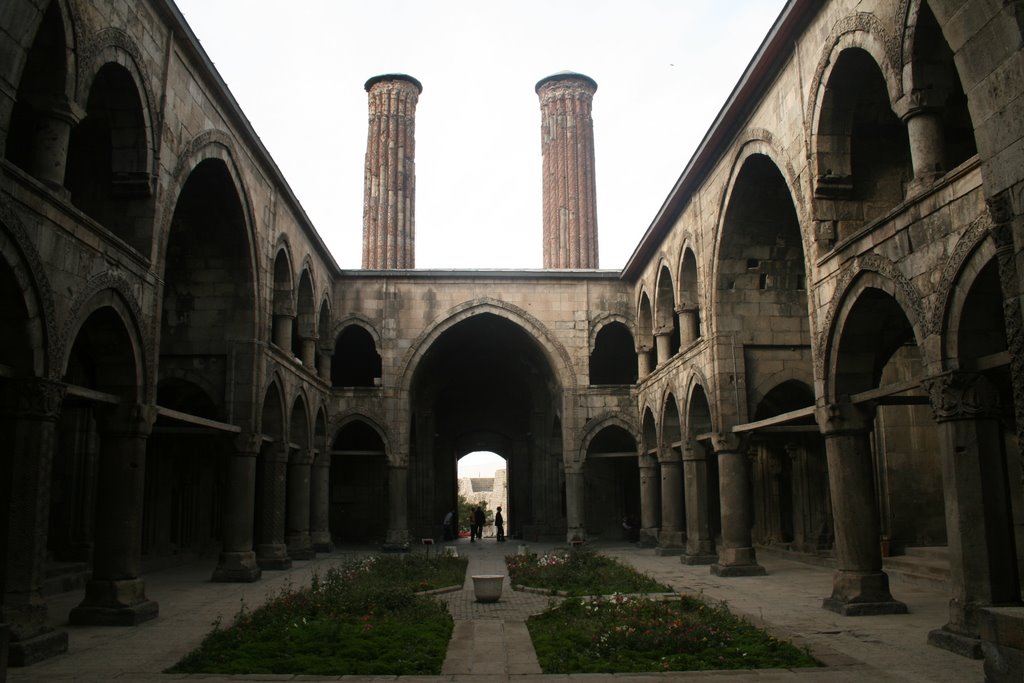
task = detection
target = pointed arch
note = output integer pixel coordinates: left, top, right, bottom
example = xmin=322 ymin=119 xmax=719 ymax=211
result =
xmin=398 ymin=298 xmax=577 ymax=395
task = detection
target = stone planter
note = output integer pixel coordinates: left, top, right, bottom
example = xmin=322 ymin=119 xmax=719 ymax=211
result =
xmin=472 ymin=574 xmax=504 ymax=603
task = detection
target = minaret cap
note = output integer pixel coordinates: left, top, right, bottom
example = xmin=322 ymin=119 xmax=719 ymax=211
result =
xmin=364 ymin=73 xmax=423 ymax=93
xmin=535 ymin=71 xmax=597 ymax=94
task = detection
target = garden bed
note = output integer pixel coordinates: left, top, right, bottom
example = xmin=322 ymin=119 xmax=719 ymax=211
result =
xmin=167 ymin=554 xmax=467 ymax=676
xmin=508 ymin=546 xmax=819 ymax=674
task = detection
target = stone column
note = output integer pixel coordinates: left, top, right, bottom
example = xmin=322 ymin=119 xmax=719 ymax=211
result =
xmin=383 ymin=463 xmax=409 ymax=550
xmin=637 ymin=345 xmax=652 ymax=380
xmin=273 ymin=313 xmax=295 ymax=352
xmin=565 ymin=465 xmax=585 ymax=543
xmin=363 ymin=74 xmax=422 ymax=269
xmin=904 ymin=107 xmax=945 ymax=184
xmin=711 ymin=433 xmax=765 ymax=577
xmin=300 ymin=336 xmax=317 ymax=369
xmin=924 ymin=372 xmax=1022 ymax=656
xmin=318 ymin=349 xmax=333 ymax=384
xmin=1 ymin=379 xmax=68 ymax=664
xmin=70 ymin=404 xmax=159 ymax=626
xmin=212 ymin=433 xmax=261 ymax=582
xmin=638 ymin=454 xmax=660 ymax=547
xmin=656 ymin=445 xmax=684 ymax=554
xmin=309 ymin=451 xmax=333 ymax=552
xmin=682 ymin=440 xmax=716 ymax=564
xmin=26 ymin=96 xmax=81 ymax=189
xmin=654 ymin=329 xmax=672 ymax=366
xmin=286 ymin=448 xmax=315 ymax=560
xmin=256 ymin=442 xmax=291 ymax=570
xmin=817 ymin=399 xmax=906 ymax=615
xmin=678 ymin=306 xmax=699 ymax=346
xmin=536 ymin=72 xmax=599 ymax=269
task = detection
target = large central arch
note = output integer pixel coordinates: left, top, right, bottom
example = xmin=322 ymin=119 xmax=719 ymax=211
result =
xmin=405 ymin=307 xmax=569 ymax=541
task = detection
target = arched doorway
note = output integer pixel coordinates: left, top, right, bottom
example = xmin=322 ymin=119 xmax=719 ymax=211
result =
xmin=408 ymin=312 xmax=565 ymax=542
xmin=330 ymin=420 xmax=388 ymax=544
xmin=583 ymin=424 xmax=639 ymax=540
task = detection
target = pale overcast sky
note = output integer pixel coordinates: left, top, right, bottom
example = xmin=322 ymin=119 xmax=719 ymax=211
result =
xmin=173 ymin=1 xmax=787 ymax=270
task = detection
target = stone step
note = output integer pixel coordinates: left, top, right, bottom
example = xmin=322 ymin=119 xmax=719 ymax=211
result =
xmin=41 ymin=561 xmax=91 ymax=597
xmin=884 ymin=547 xmax=949 ymax=592
xmin=902 ymin=545 xmax=949 ymax=561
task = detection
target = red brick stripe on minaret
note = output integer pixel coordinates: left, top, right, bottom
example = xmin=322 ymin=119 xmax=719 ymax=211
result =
xmin=536 ymin=72 xmax=599 ymax=269
xmin=362 ymin=74 xmax=421 ymax=269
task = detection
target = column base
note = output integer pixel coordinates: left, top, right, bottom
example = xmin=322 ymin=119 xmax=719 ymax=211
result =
xmin=681 ymin=553 xmax=717 ymax=566
xmin=8 ymin=628 xmax=67 ymax=666
xmin=68 ymin=579 xmax=159 ymax=626
xmin=711 ymin=562 xmax=767 ymax=577
xmin=287 ymin=533 xmax=315 ymax=560
xmin=710 ymin=546 xmax=766 ymax=576
xmin=256 ymin=543 xmax=293 ymax=570
xmin=211 ymin=551 xmax=262 ymax=583
xmin=382 ymin=529 xmax=410 ymax=552
xmin=821 ymin=570 xmax=907 ymax=616
xmin=310 ymin=531 xmax=334 ymax=553
xmin=656 ymin=530 xmax=684 ymax=555
xmin=637 ymin=528 xmax=659 ymax=548
xmin=928 ymin=625 xmax=984 ymax=659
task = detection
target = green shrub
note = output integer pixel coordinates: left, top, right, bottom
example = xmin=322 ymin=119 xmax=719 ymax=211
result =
xmin=528 ymin=594 xmax=818 ymax=673
xmin=506 ymin=545 xmax=670 ymax=596
xmin=168 ymin=554 xmax=466 ymax=676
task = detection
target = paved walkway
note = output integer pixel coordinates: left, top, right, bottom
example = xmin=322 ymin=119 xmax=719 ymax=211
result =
xmin=7 ymin=539 xmax=985 ymax=682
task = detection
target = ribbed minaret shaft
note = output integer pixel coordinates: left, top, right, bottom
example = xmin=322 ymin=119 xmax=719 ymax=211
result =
xmin=362 ymin=74 xmax=422 ymax=269
xmin=536 ymin=72 xmax=599 ymax=269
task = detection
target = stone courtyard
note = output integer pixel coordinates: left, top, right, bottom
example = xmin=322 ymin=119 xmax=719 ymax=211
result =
xmin=2 ymin=0 xmax=1024 ymax=680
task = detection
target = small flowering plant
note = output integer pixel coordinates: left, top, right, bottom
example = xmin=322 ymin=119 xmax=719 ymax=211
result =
xmin=528 ymin=593 xmax=818 ymax=673
xmin=506 ymin=545 xmax=670 ymax=596
xmin=168 ymin=554 xmax=466 ymax=676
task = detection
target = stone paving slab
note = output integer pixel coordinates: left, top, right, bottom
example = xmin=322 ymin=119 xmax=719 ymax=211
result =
xmin=6 ymin=538 xmax=986 ymax=682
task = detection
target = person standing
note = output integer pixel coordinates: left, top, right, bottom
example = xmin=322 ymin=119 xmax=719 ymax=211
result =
xmin=495 ymin=506 xmax=505 ymax=542
xmin=443 ymin=510 xmax=454 ymax=541
xmin=469 ymin=507 xmax=478 ymax=542
xmin=474 ymin=505 xmax=486 ymax=541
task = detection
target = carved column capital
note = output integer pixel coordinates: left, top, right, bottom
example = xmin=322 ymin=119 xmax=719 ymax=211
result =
xmin=816 ymin=398 xmax=875 ymax=436
xmin=986 ymin=189 xmax=1015 ymax=226
xmin=234 ymin=432 xmax=264 ymax=456
xmin=291 ymin=448 xmax=315 ymax=466
xmin=711 ymin=431 xmax=744 ymax=455
xmin=638 ymin=453 xmax=659 ymax=469
xmin=2 ymin=378 xmax=66 ymax=421
xmin=923 ymin=371 xmax=1001 ymax=423
xmin=657 ymin=444 xmax=681 ymax=464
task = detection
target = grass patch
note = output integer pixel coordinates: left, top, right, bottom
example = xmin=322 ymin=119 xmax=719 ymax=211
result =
xmin=167 ymin=554 xmax=466 ymax=676
xmin=505 ymin=545 xmax=671 ymax=596
xmin=528 ymin=593 xmax=819 ymax=673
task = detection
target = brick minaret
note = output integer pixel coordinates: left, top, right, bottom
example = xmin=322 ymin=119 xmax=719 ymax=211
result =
xmin=536 ymin=72 xmax=599 ymax=269
xmin=362 ymin=74 xmax=422 ymax=269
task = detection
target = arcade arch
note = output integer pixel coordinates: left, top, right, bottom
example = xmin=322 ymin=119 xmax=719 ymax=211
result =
xmin=407 ymin=311 xmax=566 ymax=542
xmin=582 ymin=420 xmax=639 ymax=539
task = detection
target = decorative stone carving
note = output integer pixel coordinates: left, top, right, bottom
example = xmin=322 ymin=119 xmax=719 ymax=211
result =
xmin=923 ymin=372 xmax=1001 ymax=422
xmin=2 ymin=378 xmax=66 ymax=420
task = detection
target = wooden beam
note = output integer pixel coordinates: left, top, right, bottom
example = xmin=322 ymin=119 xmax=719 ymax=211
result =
xmin=732 ymin=405 xmax=815 ymax=433
xmin=850 ymin=379 xmax=923 ymax=404
xmin=750 ymin=425 xmax=821 ymax=434
xmin=155 ymin=406 xmax=241 ymax=433
xmin=65 ymin=384 xmax=121 ymax=405
xmin=962 ymin=351 xmax=1011 ymax=372
xmin=330 ymin=449 xmax=386 ymax=457
xmin=587 ymin=451 xmax=638 ymax=459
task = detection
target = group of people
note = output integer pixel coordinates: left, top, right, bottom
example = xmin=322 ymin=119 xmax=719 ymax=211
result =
xmin=442 ymin=505 xmax=505 ymax=542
